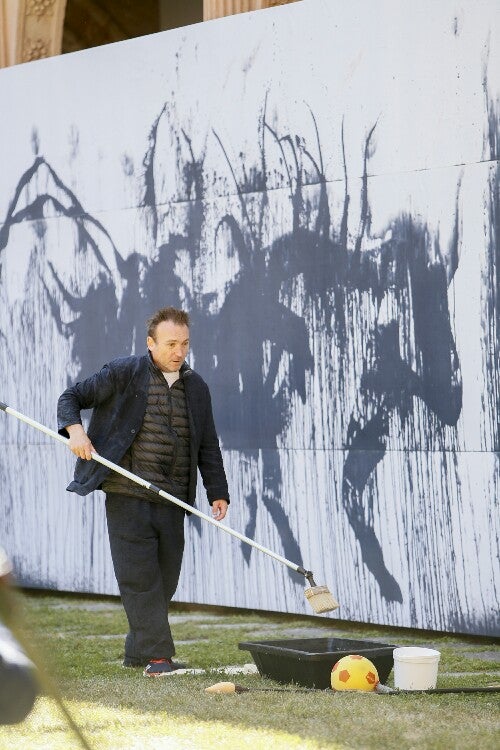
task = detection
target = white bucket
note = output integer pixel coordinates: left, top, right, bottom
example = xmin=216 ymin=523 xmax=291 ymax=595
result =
xmin=393 ymin=647 xmax=441 ymax=690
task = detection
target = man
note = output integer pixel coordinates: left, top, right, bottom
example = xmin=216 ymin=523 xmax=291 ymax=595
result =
xmin=57 ymin=306 xmax=229 ymax=677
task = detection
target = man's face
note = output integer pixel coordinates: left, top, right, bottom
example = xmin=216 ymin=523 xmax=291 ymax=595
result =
xmin=147 ymin=320 xmax=189 ymax=373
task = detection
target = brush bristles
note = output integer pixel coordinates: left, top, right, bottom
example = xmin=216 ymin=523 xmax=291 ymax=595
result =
xmin=304 ymin=585 xmax=339 ymax=613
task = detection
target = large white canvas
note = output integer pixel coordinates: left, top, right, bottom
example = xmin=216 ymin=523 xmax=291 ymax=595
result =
xmin=0 ymin=0 xmax=498 ymax=634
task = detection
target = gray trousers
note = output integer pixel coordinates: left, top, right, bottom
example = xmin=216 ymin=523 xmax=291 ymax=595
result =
xmin=105 ymin=493 xmax=185 ymax=665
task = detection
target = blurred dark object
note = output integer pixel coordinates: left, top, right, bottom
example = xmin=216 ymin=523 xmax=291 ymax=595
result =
xmin=0 ymin=548 xmax=38 ymax=725
xmin=0 ymin=623 xmax=38 ymax=724
xmin=0 ymin=548 xmax=91 ymax=747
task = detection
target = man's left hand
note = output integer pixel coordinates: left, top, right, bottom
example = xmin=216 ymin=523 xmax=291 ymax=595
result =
xmin=211 ymin=500 xmax=228 ymax=521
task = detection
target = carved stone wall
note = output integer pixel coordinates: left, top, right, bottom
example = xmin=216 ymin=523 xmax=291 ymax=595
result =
xmin=0 ymin=0 xmax=67 ymax=67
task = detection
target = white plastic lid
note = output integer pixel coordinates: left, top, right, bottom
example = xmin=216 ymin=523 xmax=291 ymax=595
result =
xmin=393 ymin=647 xmax=441 ymax=662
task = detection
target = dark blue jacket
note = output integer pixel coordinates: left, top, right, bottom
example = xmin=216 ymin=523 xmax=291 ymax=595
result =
xmin=57 ymin=355 xmax=229 ymax=506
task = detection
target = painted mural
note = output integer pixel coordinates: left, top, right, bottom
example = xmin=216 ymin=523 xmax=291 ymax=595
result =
xmin=0 ymin=0 xmax=498 ymax=633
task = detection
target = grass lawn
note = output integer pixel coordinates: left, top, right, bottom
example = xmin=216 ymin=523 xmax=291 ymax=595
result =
xmin=0 ymin=590 xmax=498 ymax=749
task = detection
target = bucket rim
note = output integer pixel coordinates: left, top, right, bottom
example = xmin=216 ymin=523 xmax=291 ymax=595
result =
xmin=393 ymin=646 xmax=441 ymax=661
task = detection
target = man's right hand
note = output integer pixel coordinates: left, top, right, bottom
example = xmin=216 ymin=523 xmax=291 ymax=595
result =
xmin=66 ymin=424 xmax=96 ymax=461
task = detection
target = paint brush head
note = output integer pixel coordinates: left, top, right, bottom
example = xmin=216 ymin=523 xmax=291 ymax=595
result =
xmin=304 ymin=585 xmax=339 ymax=614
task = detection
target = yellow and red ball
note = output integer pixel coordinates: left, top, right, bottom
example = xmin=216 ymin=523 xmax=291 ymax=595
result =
xmin=331 ymin=654 xmax=379 ymax=691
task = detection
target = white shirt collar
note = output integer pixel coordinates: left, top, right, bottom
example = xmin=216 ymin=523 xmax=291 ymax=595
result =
xmin=163 ymin=370 xmax=180 ymax=387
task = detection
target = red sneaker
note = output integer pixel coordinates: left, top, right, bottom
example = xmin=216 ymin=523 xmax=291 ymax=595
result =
xmin=143 ymin=658 xmax=186 ymax=677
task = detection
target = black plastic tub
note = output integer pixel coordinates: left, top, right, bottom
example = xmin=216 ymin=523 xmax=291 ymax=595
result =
xmin=239 ymin=637 xmax=398 ymax=689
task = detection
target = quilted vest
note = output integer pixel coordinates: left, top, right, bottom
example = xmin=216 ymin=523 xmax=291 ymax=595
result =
xmin=102 ymin=362 xmax=191 ymax=503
